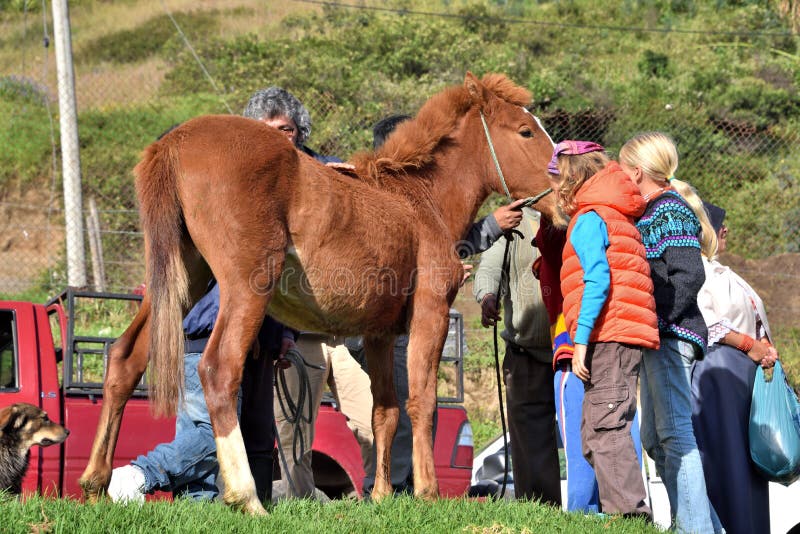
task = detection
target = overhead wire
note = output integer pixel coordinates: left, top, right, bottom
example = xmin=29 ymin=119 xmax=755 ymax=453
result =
xmin=158 ymin=0 xmax=233 ymax=114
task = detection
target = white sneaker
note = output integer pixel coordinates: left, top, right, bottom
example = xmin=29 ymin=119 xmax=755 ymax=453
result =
xmin=107 ymin=465 xmax=146 ymax=504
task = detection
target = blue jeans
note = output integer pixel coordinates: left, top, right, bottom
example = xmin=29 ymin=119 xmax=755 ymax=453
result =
xmin=556 ymin=368 xmax=600 ymax=512
xmin=133 ymin=352 xmax=241 ymax=500
xmin=640 ymin=338 xmax=723 ymax=533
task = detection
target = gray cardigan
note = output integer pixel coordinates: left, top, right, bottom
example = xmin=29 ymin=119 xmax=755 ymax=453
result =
xmin=472 ymin=208 xmax=552 ymax=362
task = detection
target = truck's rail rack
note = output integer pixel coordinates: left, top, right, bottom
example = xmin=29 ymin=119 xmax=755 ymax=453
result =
xmin=439 ymin=309 xmax=465 ymax=404
xmin=48 ymin=288 xmax=466 ymax=403
xmin=48 ymin=287 xmax=151 ymax=398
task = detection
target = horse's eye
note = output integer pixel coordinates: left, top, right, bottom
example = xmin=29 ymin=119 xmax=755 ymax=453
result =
xmin=519 ymin=129 xmax=533 ymax=138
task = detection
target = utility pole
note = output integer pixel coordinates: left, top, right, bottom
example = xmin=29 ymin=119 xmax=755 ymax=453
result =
xmin=52 ymin=0 xmax=86 ymax=287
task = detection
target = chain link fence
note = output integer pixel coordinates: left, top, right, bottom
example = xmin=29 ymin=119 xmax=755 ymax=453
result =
xmin=2 ymin=97 xmax=798 ymax=296
xmin=1 ymin=9 xmax=798 ymax=298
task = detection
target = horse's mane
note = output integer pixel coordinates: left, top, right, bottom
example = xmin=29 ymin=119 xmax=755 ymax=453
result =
xmin=352 ymin=74 xmax=531 ymax=184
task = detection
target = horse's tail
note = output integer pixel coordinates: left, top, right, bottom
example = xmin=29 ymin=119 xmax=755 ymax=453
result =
xmin=134 ymin=140 xmax=189 ymax=417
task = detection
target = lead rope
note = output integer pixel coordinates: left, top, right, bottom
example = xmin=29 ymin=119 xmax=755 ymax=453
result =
xmin=273 ymin=347 xmax=325 ymax=498
xmin=493 ymin=229 xmax=521 ymax=499
xmin=480 ymin=112 xmax=512 ymax=199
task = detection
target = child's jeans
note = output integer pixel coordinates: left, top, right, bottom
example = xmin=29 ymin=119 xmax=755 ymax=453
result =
xmin=133 ymin=352 xmax=241 ymax=500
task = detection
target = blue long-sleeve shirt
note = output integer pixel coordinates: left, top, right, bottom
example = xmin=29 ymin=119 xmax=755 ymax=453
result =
xmin=570 ymin=211 xmax=611 ymax=345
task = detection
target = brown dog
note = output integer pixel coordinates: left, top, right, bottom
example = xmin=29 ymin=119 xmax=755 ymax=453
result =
xmin=0 ymin=403 xmax=70 ymax=495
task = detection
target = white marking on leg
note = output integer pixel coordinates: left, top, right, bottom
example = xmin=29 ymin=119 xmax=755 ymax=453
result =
xmin=216 ymin=423 xmax=265 ymax=514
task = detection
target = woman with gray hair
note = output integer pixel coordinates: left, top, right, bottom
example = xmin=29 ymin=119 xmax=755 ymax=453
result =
xmin=242 ymin=86 xmax=370 ymax=502
xmin=243 ymin=86 xmax=339 ymax=164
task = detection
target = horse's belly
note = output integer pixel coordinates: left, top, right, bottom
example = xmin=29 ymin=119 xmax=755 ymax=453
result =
xmin=266 ymin=246 xmax=408 ymax=334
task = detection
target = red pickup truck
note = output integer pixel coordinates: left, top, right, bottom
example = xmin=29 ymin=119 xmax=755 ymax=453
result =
xmin=0 ymin=288 xmax=472 ymax=499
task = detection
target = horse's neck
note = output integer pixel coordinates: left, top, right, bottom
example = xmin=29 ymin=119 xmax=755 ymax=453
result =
xmin=358 ymin=166 xmax=487 ymax=244
xmin=428 ymin=147 xmax=491 ymax=243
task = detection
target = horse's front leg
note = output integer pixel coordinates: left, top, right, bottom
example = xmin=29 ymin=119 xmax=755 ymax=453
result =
xmin=406 ymin=297 xmax=451 ymax=500
xmin=80 ymin=304 xmax=151 ymax=501
xmin=364 ymin=335 xmax=398 ymax=501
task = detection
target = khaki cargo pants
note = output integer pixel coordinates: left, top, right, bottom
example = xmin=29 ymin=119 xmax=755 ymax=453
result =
xmin=273 ymin=333 xmax=373 ymax=499
xmin=580 ymin=342 xmax=651 ymax=517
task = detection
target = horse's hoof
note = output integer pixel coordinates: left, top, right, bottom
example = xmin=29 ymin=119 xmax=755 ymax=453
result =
xmin=243 ymin=499 xmax=268 ymax=516
xmin=225 ymin=492 xmax=267 ymax=515
xmin=79 ymin=476 xmax=106 ymax=503
xmin=414 ymin=486 xmax=439 ymax=501
xmin=369 ymin=481 xmax=393 ymax=503
xmin=370 ymin=489 xmax=390 ymax=503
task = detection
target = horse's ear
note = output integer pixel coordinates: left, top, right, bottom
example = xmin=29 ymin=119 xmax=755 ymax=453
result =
xmin=465 ymin=72 xmax=486 ymax=106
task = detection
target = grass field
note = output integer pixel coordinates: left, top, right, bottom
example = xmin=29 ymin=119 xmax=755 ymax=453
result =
xmin=0 ymin=494 xmax=660 ymax=534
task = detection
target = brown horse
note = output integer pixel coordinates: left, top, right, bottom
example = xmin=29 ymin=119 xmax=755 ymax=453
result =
xmin=78 ymin=72 xmax=555 ymax=514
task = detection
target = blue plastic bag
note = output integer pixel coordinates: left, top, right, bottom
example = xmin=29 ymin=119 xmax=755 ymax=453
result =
xmin=749 ymin=360 xmax=800 ymax=486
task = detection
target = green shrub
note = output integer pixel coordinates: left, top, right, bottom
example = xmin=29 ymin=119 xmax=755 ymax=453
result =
xmin=638 ymin=50 xmax=671 ymax=78
xmin=724 ymin=171 xmax=800 ymax=257
xmin=710 ymin=77 xmax=800 ymax=127
xmin=0 ymin=76 xmax=54 ymax=190
xmin=78 ymin=10 xmax=219 ymax=64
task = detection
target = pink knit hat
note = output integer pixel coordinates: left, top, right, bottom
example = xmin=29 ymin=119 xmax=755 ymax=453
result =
xmin=548 ymin=140 xmax=605 ymax=175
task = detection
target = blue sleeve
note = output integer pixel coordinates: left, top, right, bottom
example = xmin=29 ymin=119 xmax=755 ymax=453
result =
xmin=569 ymin=211 xmax=611 ymax=345
xmin=302 ymin=145 xmax=342 ymax=164
xmin=458 ymin=214 xmax=503 ymax=258
xmin=182 ymin=280 xmax=294 ymax=356
xmin=182 ymin=282 xmax=219 ymax=337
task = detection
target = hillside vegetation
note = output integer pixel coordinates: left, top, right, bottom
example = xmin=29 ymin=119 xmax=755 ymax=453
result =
xmin=1 ymin=0 xmax=798 ymax=258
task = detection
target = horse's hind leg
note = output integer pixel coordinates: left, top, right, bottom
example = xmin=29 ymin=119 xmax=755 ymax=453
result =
xmin=364 ymin=335 xmax=398 ymax=501
xmin=80 ymin=245 xmax=210 ymax=501
xmin=79 ymin=300 xmax=151 ymax=501
xmin=200 ymin=267 xmax=280 ymax=515
xmin=406 ymin=297 xmax=451 ymax=500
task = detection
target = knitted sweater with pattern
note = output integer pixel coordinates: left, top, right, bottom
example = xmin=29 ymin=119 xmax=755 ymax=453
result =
xmin=635 ymin=190 xmax=708 ymax=355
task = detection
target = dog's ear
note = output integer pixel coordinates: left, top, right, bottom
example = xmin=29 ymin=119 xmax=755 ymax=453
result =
xmin=0 ymin=405 xmax=16 ymax=434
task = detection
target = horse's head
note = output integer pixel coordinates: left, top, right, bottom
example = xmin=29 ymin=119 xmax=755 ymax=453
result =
xmin=465 ymin=72 xmax=556 ymax=217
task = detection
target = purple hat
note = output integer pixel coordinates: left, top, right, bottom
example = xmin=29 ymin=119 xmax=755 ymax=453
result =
xmin=548 ymin=140 xmax=606 ymax=175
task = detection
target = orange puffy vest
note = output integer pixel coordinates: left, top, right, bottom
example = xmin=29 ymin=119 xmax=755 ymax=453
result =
xmin=561 ymin=164 xmax=659 ymax=349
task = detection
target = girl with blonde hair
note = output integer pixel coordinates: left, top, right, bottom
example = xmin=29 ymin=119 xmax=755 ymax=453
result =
xmin=619 ymin=131 xmax=723 ymax=534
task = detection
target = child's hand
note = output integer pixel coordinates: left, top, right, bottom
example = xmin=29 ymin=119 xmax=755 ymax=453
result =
xmin=572 ymin=344 xmax=590 ymax=381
